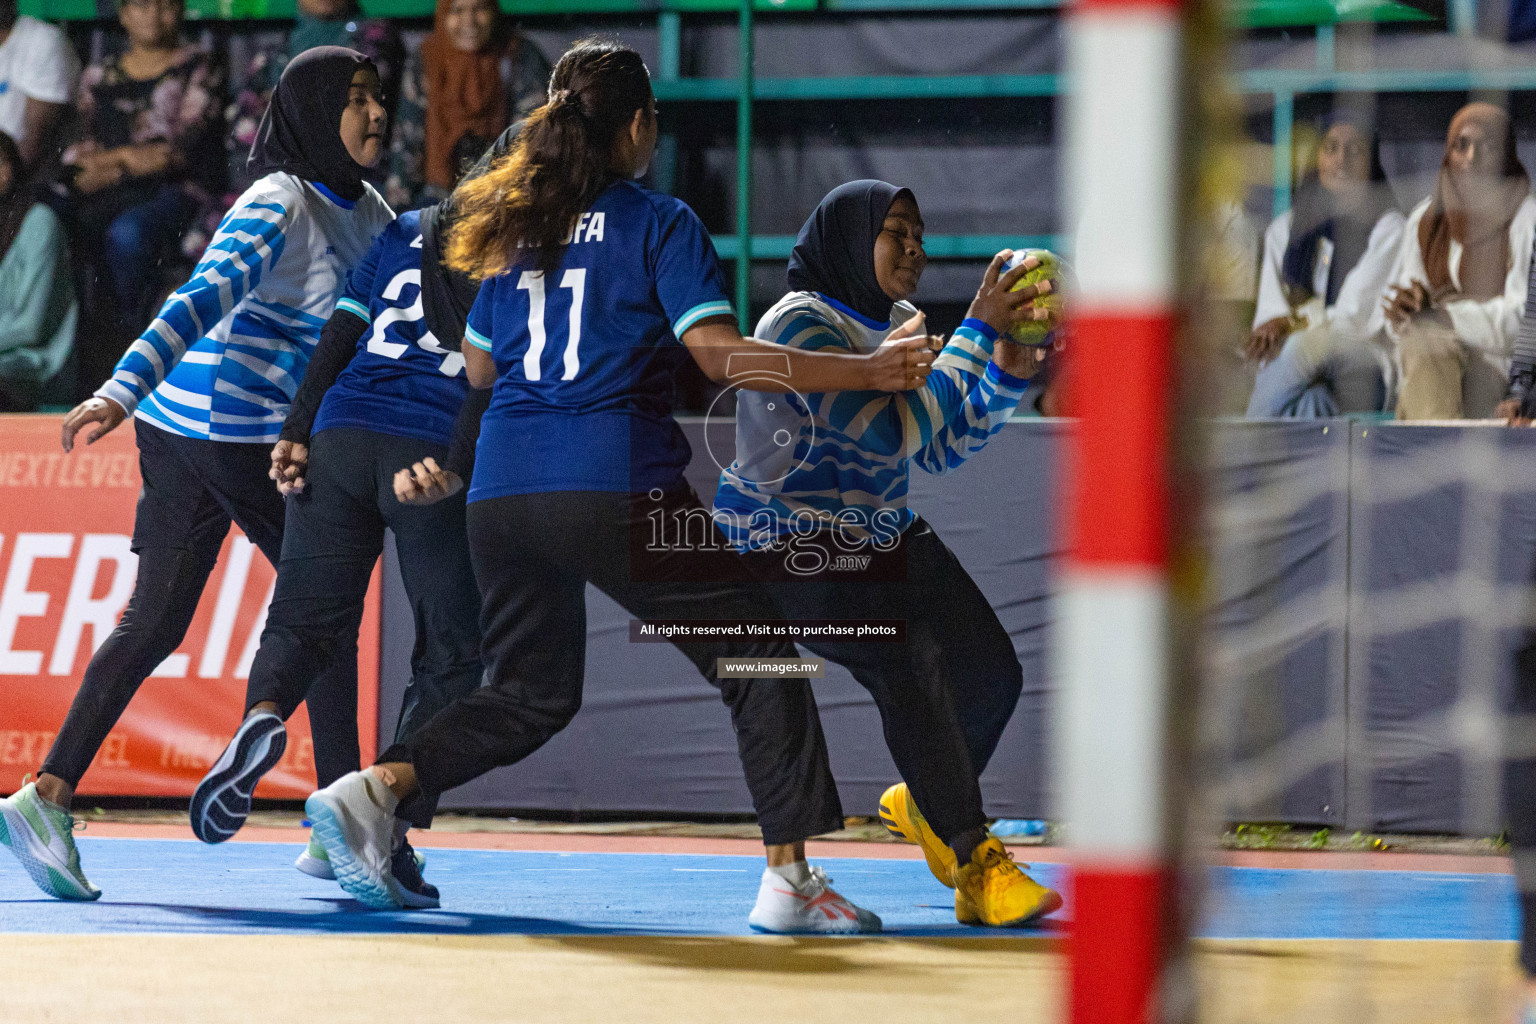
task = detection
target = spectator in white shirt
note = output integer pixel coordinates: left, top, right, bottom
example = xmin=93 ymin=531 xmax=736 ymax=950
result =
xmin=0 ymin=0 xmax=81 ymax=169
xmin=1245 ymin=115 xmax=1404 ymax=417
xmin=1385 ymin=102 xmax=1536 ymax=420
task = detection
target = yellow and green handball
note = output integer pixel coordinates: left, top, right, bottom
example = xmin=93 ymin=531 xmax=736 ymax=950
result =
xmin=1003 ymin=248 xmax=1064 ymax=348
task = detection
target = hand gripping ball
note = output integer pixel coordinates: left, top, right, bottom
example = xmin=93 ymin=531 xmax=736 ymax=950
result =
xmin=1003 ymin=248 xmax=1064 ymax=348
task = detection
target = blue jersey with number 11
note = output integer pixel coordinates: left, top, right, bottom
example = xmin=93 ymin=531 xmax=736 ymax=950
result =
xmin=464 ymin=180 xmax=733 ymax=501
xmin=313 ymin=209 xmax=469 ymax=445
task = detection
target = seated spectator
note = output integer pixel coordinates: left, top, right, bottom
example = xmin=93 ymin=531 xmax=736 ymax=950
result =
xmin=1245 ymin=115 xmax=1404 ymax=418
xmin=57 ymin=0 xmax=226 ymax=391
xmin=0 ymin=0 xmax=80 ymax=172
xmin=0 ymin=131 xmax=78 ymax=411
xmin=1386 ymin=102 xmax=1536 ymax=420
xmin=225 ymin=0 xmax=401 ymax=198
xmin=386 ymin=0 xmax=549 ymax=209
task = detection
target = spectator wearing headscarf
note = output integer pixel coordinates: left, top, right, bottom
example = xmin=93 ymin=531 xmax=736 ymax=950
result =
xmin=0 ymin=130 xmax=77 ymax=409
xmin=1245 ymin=114 xmax=1404 ymax=418
xmin=384 ymin=0 xmax=549 ymax=209
xmin=1385 ymin=102 xmax=1536 ymax=420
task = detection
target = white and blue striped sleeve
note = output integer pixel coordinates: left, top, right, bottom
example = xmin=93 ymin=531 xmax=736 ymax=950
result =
xmin=96 ymin=198 xmax=291 ymax=415
xmin=786 ymin=313 xmax=997 ymax=461
xmin=910 ymin=319 xmax=1033 ymax=475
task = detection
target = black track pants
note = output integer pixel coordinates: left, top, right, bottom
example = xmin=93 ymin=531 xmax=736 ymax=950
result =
xmin=381 ymin=489 xmax=845 ymax=845
xmin=243 ymin=428 xmax=485 ymax=826
xmin=41 ymin=423 xmax=359 ymax=789
xmin=744 ymin=519 xmax=1023 ymax=845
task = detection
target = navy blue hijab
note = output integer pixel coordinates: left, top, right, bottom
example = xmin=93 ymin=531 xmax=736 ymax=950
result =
xmin=249 ymin=46 xmax=376 ymax=203
xmin=1280 ymin=113 xmax=1394 ymax=306
xmin=787 ymin=179 xmax=913 ymax=325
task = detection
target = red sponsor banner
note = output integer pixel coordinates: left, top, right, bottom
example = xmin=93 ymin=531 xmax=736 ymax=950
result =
xmin=0 ymin=415 xmax=379 ymax=798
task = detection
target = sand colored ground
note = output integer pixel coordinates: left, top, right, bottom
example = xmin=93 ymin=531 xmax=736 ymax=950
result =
xmin=0 ymin=933 xmax=1518 ymax=1024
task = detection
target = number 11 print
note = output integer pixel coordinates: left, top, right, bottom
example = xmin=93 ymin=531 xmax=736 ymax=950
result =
xmin=517 ymin=269 xmax=587 ymax=381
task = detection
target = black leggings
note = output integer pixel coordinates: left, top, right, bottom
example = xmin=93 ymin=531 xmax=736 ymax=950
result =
xmin=744 ymin=519 xmax=1024 ymax=845
xmin=381 ymin=489 xmax=845 ymax=845
xmin=40 ymin=423 xmax=359 ymax=790
xmin=245 ymin=428 xmax=485 ymax=826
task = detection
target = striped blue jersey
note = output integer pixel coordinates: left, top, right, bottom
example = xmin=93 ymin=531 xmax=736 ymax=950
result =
xmin=314 ymin=209 xmax=469 ymax=445
xmin=97 ymin=172 xmax=394 ymax=442
xmin=714 ymin=292 xmax=1035 ymax=551
xmin=464 ymin=180 xmax=734 ymax=500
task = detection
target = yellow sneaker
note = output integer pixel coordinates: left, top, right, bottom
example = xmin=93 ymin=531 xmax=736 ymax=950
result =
xmin=955 ymin=885 xmax=981 ymax=925
xmin=953 ymin=836 xmax=1061 ymax=928
xmin=878 ymin=782 xmax=957 ymax=888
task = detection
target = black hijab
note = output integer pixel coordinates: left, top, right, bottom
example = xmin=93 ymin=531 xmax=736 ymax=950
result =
xmin=787 ymin=179 xmax=913 ymax=325
xmin=248 ymin=46 xmax=375 ymax=203
xmin=1281 ymin=113 xmax=1395 ymax=307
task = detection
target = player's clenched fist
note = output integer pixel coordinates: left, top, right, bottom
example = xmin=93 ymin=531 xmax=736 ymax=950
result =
xmin=394 ymin=457 xmax=464 ymax=506
xmin=269 ymin=440 xmax=309 ymax=495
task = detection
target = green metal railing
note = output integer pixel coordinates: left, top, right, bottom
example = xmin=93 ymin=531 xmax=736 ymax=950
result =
xmin=25 ymin=0 xmax=1497 ymax=281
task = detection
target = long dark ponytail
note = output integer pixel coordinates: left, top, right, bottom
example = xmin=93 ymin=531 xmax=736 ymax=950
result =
xmin=445 ymin=39 xmax=653 ymax=280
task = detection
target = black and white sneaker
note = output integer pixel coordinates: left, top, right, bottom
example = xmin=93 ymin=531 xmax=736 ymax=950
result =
xmin=189 ymin=712 xmax=287 ymax=843
xmin=391 ymin=840 xmax=439 ymax=909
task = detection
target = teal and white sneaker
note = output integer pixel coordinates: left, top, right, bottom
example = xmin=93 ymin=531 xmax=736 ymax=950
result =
xmin=294 ymin=832 xmax=335 ymax=880
xmin=0 ymin=781 xmax=101 ymax=901
xmin=296 ymin=829 xmax=426 ymax=882
xmin=305 ymin=772 xmax=406 ymax=910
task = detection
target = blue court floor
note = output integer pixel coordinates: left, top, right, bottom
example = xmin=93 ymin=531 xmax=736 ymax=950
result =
xmin=0 ymin=837 xmax=1518 ymax=941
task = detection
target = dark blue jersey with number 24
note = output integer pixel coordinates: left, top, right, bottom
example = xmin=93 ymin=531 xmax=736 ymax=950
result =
xmin=464 ymin=180 xmax=733 ymax=502
xmin=314 ymin=209 xmax=470 ymax=445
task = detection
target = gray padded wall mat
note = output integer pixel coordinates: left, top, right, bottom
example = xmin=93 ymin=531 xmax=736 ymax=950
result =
xmin=1205 ymin=421 xmax=1350 ymax=828
xmin=381 ymin=419 xmax=1059 ymax=821
xmin=377 ymin=421 xmax=1536 ymax=834
xmin=1347 ymin=424 xmax=1536 ymax=834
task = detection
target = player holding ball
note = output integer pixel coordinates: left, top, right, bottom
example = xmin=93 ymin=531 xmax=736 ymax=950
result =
xmin=713 ymin=179 xmax=1064 ymax=927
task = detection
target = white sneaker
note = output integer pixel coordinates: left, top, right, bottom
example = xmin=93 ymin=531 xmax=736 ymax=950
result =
xmin=747 ymin=865 xmax=882 ymax=934
xmin=0 ymin=781 xmax=100 ymax=901
xmin=304 ymin=772 xmax=405 ymax=910
xmin=294 ymin=832 xmax=335 ymax=880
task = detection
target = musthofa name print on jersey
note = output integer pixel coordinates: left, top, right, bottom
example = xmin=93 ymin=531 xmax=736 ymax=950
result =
xmin=315 ymin=208 xmax=471 ymax=447
xmin=512 ymin=212 xmax=607 ymax=250
xmin=465 ymin=180 xmax=734 ymax=501
xmin=558 ymin=212 xmax=605 ymax=245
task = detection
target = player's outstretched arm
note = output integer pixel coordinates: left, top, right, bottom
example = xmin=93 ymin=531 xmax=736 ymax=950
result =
xmin=94 ymin=199 xmax=291 ymax=423
xmin=908 ymin=251 xmax=1060 ymax=473
xmin=681 ymin=315 xmax=935 ymax=394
